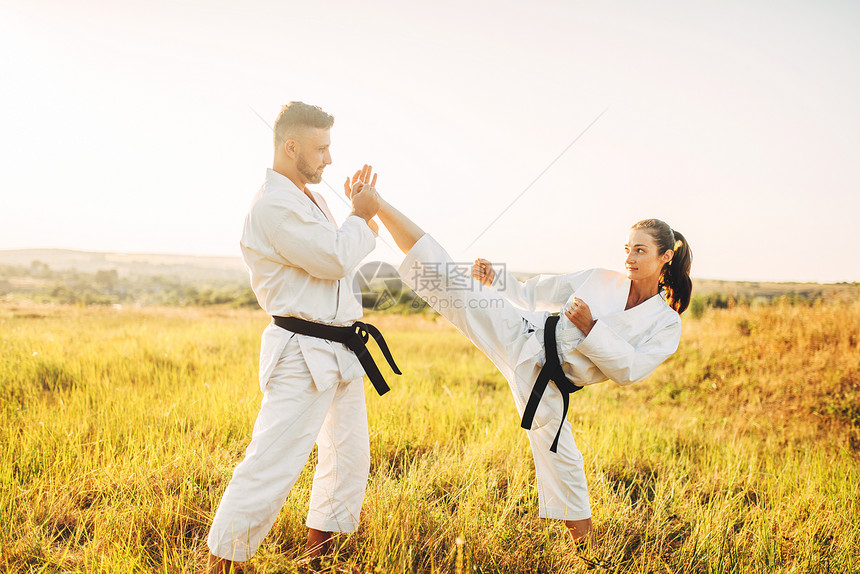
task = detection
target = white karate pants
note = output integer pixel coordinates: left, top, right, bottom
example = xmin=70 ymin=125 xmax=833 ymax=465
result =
xmin=400 ymin=234 xmax=591 ymax=521
xmin=207 ymin=337 xmax=370 ymax=561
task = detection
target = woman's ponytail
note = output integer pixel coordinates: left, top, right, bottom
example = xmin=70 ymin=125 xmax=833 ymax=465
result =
xmin=663 ymin=230 xmax=692 ymax=314
xmin=631 ymin=219 xmax=693 ymax=314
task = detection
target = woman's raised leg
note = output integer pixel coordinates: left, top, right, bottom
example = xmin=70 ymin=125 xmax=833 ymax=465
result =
xmin=378 ymin=199 xmax=529 ymax=377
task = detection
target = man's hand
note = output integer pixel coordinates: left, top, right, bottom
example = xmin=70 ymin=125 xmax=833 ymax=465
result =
xmin=351 ymin=184 xmax=379 ymax=223
xmin=472 ymin=258 xmax=495 ymax=287
xmin=344 ymin=164 xmax=378 ymax=200
xmin=346 ymin=164 xmax=380 ymax=227
xmin=565 ymin=297 xmax=596 ymax=335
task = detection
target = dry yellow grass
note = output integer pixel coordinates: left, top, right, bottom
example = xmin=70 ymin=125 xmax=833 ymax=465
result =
xmin=0 ymin=299 xmax=857 ymax=573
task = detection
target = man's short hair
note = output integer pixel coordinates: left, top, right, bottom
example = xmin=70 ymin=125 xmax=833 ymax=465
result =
xmin=273 ymin=102 xmax=334 ymax=148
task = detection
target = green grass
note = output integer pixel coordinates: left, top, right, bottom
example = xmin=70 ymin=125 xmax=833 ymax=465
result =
xmin=1 ymin=302 xmax=858 ymax=573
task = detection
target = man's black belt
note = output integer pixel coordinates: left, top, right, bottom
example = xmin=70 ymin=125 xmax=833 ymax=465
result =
xmin=520 ymin=314 xmax=584 ymax=453
xmin=272 ymin=316 xmax=401 ymax=396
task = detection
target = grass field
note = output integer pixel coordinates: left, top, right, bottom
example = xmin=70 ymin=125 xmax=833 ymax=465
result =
xmin=1 ymin=299 xmax=858 ymax=573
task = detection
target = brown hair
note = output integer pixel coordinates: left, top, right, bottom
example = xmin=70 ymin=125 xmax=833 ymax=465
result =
xmin=273 ymin=101 xmax=334 ymax=149
xmin=631 ymin=219 xmax=693 ymax=314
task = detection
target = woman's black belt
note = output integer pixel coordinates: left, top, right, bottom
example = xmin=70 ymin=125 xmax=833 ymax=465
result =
xmin=520 ymin=314 xmax=584 ymax=453
xmin=272 ymin=315 xmax=401 ymax=396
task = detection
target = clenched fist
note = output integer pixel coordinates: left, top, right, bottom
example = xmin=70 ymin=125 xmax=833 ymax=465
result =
xmin=472 ymin=258 xmax=495 ymax=287
xmin=564 ymin=297 xmax=596 ymax=335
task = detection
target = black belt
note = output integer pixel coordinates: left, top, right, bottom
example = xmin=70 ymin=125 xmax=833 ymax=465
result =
xmin=520 ymin=314 xmax=584 ymax=452
xmin=272 ymin=316 xmax=401 ymax=396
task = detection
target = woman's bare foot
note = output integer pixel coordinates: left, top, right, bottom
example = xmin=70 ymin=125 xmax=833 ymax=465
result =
xmin=204 ymin=553 xmax=243 ymax=574
xmin=566 ymin=517 xmax=594 ymax=542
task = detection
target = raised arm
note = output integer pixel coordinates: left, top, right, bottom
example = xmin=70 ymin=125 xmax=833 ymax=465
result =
xmin=268 ymin=209 xmax=374 ymax=280
xmin=257 ymin=167 xmax=380 ymax=280
xmin=473 ymin=258 xmax=591 ymax=313
xmin=567 ymin=314 xmax=682 ymax=385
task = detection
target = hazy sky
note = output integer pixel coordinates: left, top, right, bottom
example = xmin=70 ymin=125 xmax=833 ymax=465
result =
xmin=1 ymin=0 xmax=858 ymax=282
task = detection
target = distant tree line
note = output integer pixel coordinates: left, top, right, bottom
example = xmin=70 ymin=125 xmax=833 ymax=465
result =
xmin=1 ymin=260 xmax=854 ymax=314
xmin=0 ymin=261 xmax=258 ymax=307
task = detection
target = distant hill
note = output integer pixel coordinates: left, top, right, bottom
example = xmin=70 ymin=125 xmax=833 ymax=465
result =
xmin=0 ymin=249 xmax=247 ymax=282
xmin=691 ymin=278 xmax=858 ymax=303
xmin=1 ymin=249 xmax=856 ymax=307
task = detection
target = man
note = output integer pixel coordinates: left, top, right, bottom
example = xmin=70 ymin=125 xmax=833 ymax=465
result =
xmin=205 ymin=102 xmax=387 ymax=572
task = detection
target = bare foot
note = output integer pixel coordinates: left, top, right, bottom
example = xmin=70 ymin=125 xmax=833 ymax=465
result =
xmin=565 ymin=517 xmax=594 ymax=543
xmin=204 ymin=553 xmax=243 ymax=574
xmin=305 ymin=528 xmax=334 ymax=557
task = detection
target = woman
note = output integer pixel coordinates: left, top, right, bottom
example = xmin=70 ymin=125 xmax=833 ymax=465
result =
xmin=350 ymin=167 xmax=692 ymax=542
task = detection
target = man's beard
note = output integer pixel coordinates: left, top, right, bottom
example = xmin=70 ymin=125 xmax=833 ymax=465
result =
xmin=297 ymin=155 xmax=323 ymax=184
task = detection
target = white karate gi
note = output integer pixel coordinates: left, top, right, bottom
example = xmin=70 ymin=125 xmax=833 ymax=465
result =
xmin=399 ymin=234 xmax=681 ymax=521
xmin=207 ymin=169 xmax=376 ymax=561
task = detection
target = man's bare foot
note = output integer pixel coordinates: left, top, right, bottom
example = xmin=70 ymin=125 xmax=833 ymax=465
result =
xmin=305 ymin=528 xmax=334 ymax=557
